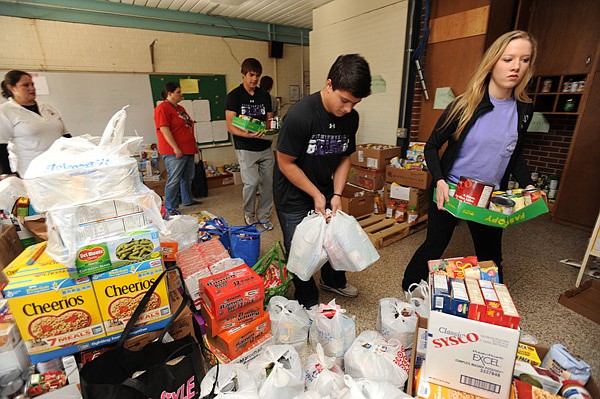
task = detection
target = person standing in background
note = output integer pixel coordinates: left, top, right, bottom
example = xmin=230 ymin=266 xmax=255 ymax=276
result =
xmin=402 ymin=31 xmax=538 ymax=290
xmin=154 ymin=81 xmax=200 ymax=215
xmin=226 ymin=58 xmax=274 ymax=230
xmin=274 ymin=54 xmax=372 ymax=307
xmin=0 ymin=70 xmax=70 ymax=177
xmin=259 ymin=75 xmax=279 ymax=117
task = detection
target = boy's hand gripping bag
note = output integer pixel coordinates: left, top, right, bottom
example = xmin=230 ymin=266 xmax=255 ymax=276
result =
xmin=343 ymin=330 xmax=410 ymax=388
xmin=267 ymin=296 xmax=310 ymax=349
xmin=286 ymin=212 xmax=328 ymax=281
xmin=246 ymin=344 xmax=304 ymax=399
xmin=377 ymin=297 xmax=417 ymax=351
xmin=23 ymin=107 xmax=145 ymax=212
xmin=200 ymin=363 xmax=259 ymax=399
xmin=303 ymin=343 xmax=345 ymax=396
xmin=80 ymin=266 xmax=204 ymax=399
xmin=324 ymin=211 xmax=380 ymax=272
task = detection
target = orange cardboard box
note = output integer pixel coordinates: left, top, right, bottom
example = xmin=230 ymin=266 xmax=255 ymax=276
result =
xmin=200 ymin=265 xmax=264 ymax=321
xmin=201 ymin=301 xmax=264 ymax=337
xmin=206 ymin=311 xmax=270 ymax=360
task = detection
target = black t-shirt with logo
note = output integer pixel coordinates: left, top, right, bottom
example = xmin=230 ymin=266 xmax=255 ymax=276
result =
xmin=226 ymin=84 xmax=272 ymax=151
xmin=274 ymin=91 xmax=358 ymax=212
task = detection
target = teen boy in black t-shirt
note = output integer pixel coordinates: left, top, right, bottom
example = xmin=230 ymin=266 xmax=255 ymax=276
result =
xmin=226 ymin=58 xmax=274 ymax=230
xmin=274 ymin=54 xmax=372 ymax=307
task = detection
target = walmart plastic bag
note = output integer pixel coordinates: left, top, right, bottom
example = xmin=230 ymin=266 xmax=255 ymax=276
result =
xmin=267 ymin=296 xmax=310 ymax=349
xmin=324 ymin=211 xmax=379 ymax=272
xmin=23 ymin=107 xmax=145 ymax=212
xmin=304 ymin=343 xmax=345 ymax=396
xmin=287 ymin=212 xmax=328 ymax=281
xmin=200 ymin=363 xmax=259 ymax=398
xmin=308 ymin=299 xmax=356 ymax=361
xmin=247 ymin=344 xmax=304 ymax=399
xmin=377 ymin=298 xmax=417 ymax=351
xmin=344 ymin=331 xmax=409 ymax=388
xmin=333 ymin=375 xmax=410 ymax=399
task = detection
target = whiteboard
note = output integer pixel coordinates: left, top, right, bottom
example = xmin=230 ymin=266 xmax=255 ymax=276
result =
xmin=0 ymin=71 xmax=157 ymax=144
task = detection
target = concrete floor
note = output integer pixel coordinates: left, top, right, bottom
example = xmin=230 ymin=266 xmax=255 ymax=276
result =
xmin=183 ymin=183 xmax=600 ymax=381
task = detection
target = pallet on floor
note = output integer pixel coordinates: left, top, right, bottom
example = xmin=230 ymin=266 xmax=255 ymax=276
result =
xmin=357 ymin=213 xmax=428 ymax=249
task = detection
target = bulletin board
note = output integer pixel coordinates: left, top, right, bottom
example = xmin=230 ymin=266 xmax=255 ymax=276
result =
xmin=149 ymin=74 xmax=229 ymax=146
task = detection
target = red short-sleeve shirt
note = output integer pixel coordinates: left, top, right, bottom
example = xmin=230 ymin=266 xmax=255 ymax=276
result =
xmin=153 ymin=101 xmax=196 ymax=155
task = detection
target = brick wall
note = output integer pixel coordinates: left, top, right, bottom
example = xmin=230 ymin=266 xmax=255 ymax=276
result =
xmin=522 ymin=115 xmax=576 ymax=178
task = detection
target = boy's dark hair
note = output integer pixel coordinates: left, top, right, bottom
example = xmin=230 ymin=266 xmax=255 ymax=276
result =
xmin=160 ymin=81 xmax=180 ymax=100
xmin=259 ymin=76 xmax=274 ymax=92
xmin=241 ymin=58 xmax=262 ymax=75
xmin=327 ymin=54 xmax=371 ymax=98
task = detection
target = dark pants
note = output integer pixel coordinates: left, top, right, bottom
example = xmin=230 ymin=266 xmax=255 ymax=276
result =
xmin=276 ymin=207 xmax=346 ymax=307
xmin=402 ymin=193 xmax=504 ymax=291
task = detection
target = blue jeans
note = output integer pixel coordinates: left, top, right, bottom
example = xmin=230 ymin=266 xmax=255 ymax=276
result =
xmin=163 ymin=154 xmax=195 ymax=210
xmin=276 ymin=207 xmax=346 ymax=307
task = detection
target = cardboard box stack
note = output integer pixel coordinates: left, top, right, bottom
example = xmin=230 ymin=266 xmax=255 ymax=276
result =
xmin=348 ymin=143 xmax=402 ymax=216
xmin=384 ymin=142 xmax=431 ymax=221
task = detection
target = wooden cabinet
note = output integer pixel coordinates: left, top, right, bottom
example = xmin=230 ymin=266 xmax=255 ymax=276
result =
xmin=528 ymin=74 xmax=587 ymax=114
xmin=528 ymin=0 xmax=599 ymax=75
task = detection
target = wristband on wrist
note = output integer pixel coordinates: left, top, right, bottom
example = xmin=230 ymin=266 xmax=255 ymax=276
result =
xmin=333 ymin=193 xmax=342 ymax=197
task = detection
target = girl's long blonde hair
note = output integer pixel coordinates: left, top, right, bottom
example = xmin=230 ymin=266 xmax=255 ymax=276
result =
xmin=442 ymin=30 xmax=537 ymax=140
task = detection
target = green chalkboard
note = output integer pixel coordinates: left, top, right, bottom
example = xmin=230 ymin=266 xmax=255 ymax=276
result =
xmin=149 ymin=74 xmax=226 ymax=121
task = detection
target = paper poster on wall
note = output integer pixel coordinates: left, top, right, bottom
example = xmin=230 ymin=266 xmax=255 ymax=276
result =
xmin=211 ymin=120 xmax=228 ymax=142
xmin=179 ymin=100 xmax=193 ymax=117
xmin=195 ymin=121 xmax=213 ymax=144
xmin=179 ymin=78 xmax=199 ymax=94
xmin=527 ymin=112 xmax=550 ymax=133
xmin=371 ymin=75 xmax=386 ymax=94
xmin=193 ymin=99 xmax=211 ymax=122
xmin=289 ymin=85 xmax=300 ymax=101
xmin=31 ymin=75 xmax=50 ymax=95
xmin=434 ymin=87 xmax=455 ymax=109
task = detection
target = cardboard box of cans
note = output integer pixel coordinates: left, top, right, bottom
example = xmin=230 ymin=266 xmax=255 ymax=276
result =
xmin=348 ymin=165 xmax=386 ymax=190
xmin=384 ymin=183 xmax=429 ymax=215
xmin=350 ymin=144 xmax=401 ymax=171
xmin=386 ymin=165 xmax=433 ymax=190
xmin=340 ymin=183 xmax=375 ymax=218
xmin=435 ymin=189 xmax=549 ymax=228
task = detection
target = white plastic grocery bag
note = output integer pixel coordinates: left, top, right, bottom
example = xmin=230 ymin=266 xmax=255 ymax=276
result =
xmin=304 ymin=343 xmax=345 ymax=396
xmin=267 ymin=296 xmax=310 ymax=349
xmin=200 ymin=363 xmax=259 ymax=398
xmin=309 ymin=299 xmax=356 ymax=360
xmin=23 ymin=107 xmax=145 ymax=212
xmin=333 ymin=375 xmax=411 ymax=399
xmin=0 ymin=176 xmax=26 ymax=211
xmin=343 ymin=330 xmax=410 ymax=388
xmin=291 ymin=391 xmax=324 ymax=399
xmin=161 ymin=214 xmax=199 ymax=251
xmin=247 ymin=344 xmax=304 ymax=399
xmin=404 ymin=279 xmax=430 ymax=318
xmin=287 ymin=211 xmax=328 ymax=281
xmin=377 ymin=298 xmax=417 ymax=351
xmin=324 ymin=211 xmax=380 ymax=272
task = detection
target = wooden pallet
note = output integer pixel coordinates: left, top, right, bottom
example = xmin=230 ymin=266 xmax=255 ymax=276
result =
xmin=358 ymin=213 xmax=428 ymax=249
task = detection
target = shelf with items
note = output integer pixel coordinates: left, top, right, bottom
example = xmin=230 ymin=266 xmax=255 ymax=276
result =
xmin=528 ymin=74 xmax=587 ymax=114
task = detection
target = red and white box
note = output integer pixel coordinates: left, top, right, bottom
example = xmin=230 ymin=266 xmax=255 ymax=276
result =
xmin=493 ymin=283 xmax=520 ymax=329
xmin=205 ymin=311 xmax=270 ymax=360
xmin=478 ymin=279 xmax=503 ymax=324
xmin=201 ymin=301 xmax=264 ymax=337
xmin=200 ymin=265 xmax=264 ymax=321
xmin=464 ymin=278 xmax=486 ymax=321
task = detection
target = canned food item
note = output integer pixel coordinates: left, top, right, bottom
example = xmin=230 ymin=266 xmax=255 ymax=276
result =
xmin=542 ymin=79 xmax=552 ymax=93
xmin=492 ymin=191 xmax=506 ymax=197
xmin=489 ymin=196 xmax=515 ymax=215
xmin=454 ymin=176 xmax=494 ymax=208
xmin=560 ymin=380 xmax=591 ymax=399
xmin=523 ymin=188 xmax=542 ymax=205
xmin=509 ymin=192 xmax=526 ymax=212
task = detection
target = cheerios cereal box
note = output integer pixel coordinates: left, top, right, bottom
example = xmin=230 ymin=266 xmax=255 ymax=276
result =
xmin=3 ymin=269 xmax=106 ymax=363
xmin=91 ymin=258 xmax=171 ymax=340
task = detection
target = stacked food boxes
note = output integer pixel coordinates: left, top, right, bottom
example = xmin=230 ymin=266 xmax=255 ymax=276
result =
xmin=417 ymin=256 xmax=521 ymax=399
xmin=385 ymin=142 xmax=430 ymax=220
xmin=200 ymin=264 xmax=272 ymax=364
